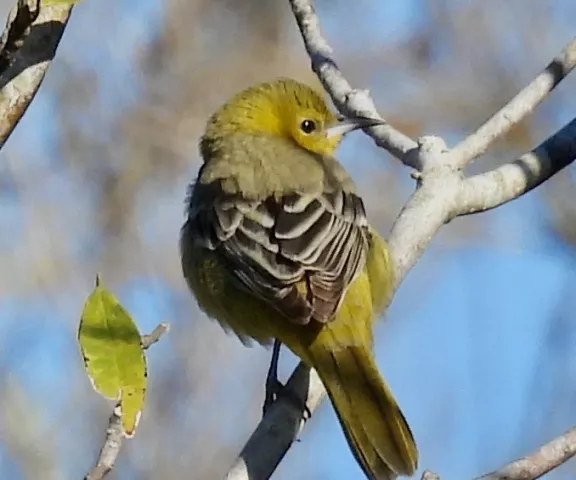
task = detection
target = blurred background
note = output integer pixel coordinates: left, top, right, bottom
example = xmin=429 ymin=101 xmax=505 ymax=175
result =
xmin=0 ymin=0 xmax=575 ymax=478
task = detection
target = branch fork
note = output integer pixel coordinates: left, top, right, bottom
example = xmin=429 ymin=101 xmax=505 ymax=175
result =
xmin=225 ymin=2 xmax=576 ymax=479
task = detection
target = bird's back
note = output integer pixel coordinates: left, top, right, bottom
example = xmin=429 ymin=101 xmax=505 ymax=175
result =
xmin=198 ymin=132 xmax=356 ymax=200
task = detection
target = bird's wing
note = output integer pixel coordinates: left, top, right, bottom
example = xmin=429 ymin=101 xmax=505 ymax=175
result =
xmin=185 ymin=182 xmax=369 ymax=325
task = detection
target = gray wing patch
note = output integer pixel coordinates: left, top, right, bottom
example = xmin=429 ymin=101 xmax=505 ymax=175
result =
xmin=184 ymin=183 xmax=369 ymax=324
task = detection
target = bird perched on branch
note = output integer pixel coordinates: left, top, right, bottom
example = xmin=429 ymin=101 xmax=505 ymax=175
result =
xmin=180 ymin=78 xmax=418 ymax=479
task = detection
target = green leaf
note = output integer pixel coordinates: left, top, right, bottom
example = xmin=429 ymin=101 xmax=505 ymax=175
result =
xmin=78 ymin=278 xmax=147 ymax=437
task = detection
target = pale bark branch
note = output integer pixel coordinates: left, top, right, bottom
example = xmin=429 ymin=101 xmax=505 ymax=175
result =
xmin=141 ymin=322 xmax=170 ymax=348
xmin=84 ymin=323 xmax=169 ymax=480
xmin=448 ymin=38 xmax=576 ymax=169
xmin=475 ymin=426 xmax=576 ymax=480
xmin=84 ymin=406 xmax=123 ymax=480
xmin=417 ymin=426 xmax=576 ymax=480
xmin=289 ymin=0 xmax=419 ymax=167
xmin=0 ymin=0 xmax=73 ymax=149
xmin=226 ymin=364 xmax=323 ymax=480
xmin=225 ymin=1 xmax=576 ymax=479
xmin=421 ymin=472 xmax=440 ymax=480
xmin=388 ymin=117 xmax=576 ymax=279
xmin=387 ymin=135 xmax=457 ymax=281
xmin=457 ymin=117 xmax=576 ymax=215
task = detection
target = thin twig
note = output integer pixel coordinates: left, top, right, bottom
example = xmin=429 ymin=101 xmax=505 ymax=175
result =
xmin=421 ymin=471 xmax=441 ymax=480
xmin=141 ymin=322 xmax=170 ymax=348
xmin=84 ymin=405 xmax=123 ymax=480
xmin=84 ymin=323 xmax=169 ymax=480
xmin=475 ymin=426 xmax=576 ymax=480
xmin=448 ymin=38 xmax=576 ymax=169
xmin=414 ymin=425 xmax=576 ymax=480
xmin=0 ymin=1 xmax=73 ymax=149
xmin=289 ymin=0 xmax=419 ymax=167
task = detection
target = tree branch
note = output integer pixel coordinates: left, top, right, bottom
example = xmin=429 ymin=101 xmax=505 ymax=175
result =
xmin=387 ymin=135 xmax=458 ymax=280
xmin=84 ymin=323 xmax=169 ymax=480
xmin=224 ymin=2 xmax=576 ymax=479
xmin=457 ymin=117 xmax=576 ymax=215
xmin=84 ymin=405 xmax=124 ymax=480
xmin=0 ymin=0 xmax=73 ymax=149
xmin=421 ymin=472 xmax=440 ymax=480
xmin=447 ymin=38 xmax=576 ymax=169
xmin=387 ymin=116 xmax=576 ymax=279
xmin=475 ymin=426 xmax=576 ymax=480
xmin=141 ymin=322 xmax=170 ymax=348
xmin=288 ymin=0 xmax=419 ymax=167
xmin=416 ymin=426 xmax=576 ymax=480
xmin=226 ymin=364 xmax=323 ymax=480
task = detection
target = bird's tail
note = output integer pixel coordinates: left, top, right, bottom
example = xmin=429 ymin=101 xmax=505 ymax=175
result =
xmin=306 ymin=332 xmax=417 ymax=480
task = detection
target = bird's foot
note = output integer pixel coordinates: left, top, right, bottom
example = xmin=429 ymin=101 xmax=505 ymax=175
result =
xmin=262 ymin=376 xmax=312 ymax=420
xmin=262 ymin=339 xmax=311 ymax=420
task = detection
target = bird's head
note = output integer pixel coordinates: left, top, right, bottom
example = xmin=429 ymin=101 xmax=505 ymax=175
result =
xmin=203 ymin=78 xmax=382 ymax=157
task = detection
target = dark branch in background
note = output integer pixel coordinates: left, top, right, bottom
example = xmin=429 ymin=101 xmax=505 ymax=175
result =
xmin=0 ymin=0 xmax=73 ymax=148
xmin=84 ymin=323 xmax=169 ymax=480
xmin=224 ymin=1 xmax=576 ymax=479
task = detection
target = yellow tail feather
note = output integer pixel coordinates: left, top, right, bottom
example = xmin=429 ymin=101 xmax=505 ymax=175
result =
xmin=306 ymin=334 xmax=417 ymax=480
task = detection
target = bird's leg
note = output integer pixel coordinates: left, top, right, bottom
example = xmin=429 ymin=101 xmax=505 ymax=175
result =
xmin=262 ymin=339 xmax=311 ymax=420
xmin=263 ymin=339 xmax=282 ymax=415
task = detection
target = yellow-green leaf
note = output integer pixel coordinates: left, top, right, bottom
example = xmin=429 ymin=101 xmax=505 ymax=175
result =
xmin=78 ymin=279 xmax=147 ymax=437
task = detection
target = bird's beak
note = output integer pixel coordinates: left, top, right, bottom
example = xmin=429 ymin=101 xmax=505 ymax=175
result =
xmin=325 ymin=116 xmax=385 ymax=138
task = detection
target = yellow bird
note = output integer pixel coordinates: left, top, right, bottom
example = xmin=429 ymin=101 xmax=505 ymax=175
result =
xmin=180 ymin=78 xmax=417 ymax=479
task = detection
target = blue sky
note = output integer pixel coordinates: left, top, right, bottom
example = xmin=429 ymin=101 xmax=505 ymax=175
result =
xmin=1 ymin=0 xmax=576 ymax=479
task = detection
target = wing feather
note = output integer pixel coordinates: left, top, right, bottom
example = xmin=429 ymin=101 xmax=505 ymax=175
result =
xmin=184 ymin=175 xmax=369 ymax=324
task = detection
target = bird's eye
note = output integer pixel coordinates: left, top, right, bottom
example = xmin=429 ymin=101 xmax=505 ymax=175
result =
xmin=300 ymin=119 xmax=317 ymax=134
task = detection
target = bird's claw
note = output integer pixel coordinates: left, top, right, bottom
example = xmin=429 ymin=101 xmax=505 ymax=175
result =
xmin=263 ymin=377 xmax=312 ymax=420
xmin=262 ymin=339 xmax=311 ymax=420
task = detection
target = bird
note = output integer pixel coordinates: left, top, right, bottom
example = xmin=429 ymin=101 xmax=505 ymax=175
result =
xmin=180 ymin=78 xmax=418 ymax=479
